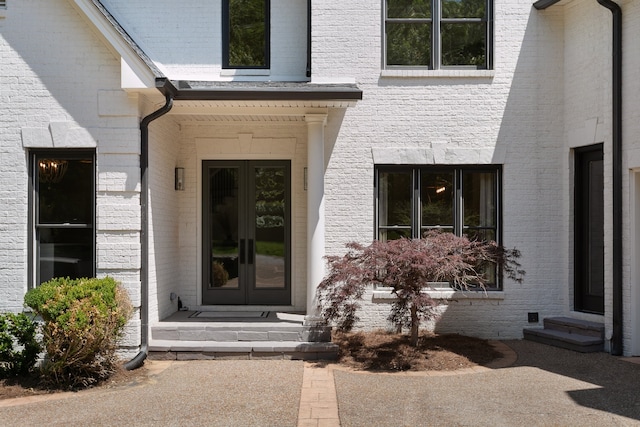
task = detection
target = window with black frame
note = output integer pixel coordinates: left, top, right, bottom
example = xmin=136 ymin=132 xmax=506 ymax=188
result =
xmin=222 ymin=0 xmax=270 ymax=69
xmin=31 ymin=151 xmax=95 ymax=286
xmin=376 ymin=165 xmax=501 ymax=287
xmin=384 ymin=0 xmax=491 ymax=69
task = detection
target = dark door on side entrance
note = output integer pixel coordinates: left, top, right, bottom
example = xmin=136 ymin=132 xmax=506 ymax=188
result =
xmin=575 ymin=145 xmax=604 ymax=314
xmin=202 ymin=160 xmax=291 ymax=305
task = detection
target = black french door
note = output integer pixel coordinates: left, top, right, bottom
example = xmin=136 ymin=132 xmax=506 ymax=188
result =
xmin=202 ymin=160 xmax=291 ymax=305
xmin=575 ymin=145 xmax=604 ymax=314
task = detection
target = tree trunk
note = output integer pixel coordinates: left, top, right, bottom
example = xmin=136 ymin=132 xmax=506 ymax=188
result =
xmin=410 ymin=304 xmax=419 ymax=346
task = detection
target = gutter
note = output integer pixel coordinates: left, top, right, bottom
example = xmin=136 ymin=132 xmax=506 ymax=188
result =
xmin=124 ymin=78 xmax=175 ymax=370
xmin=307 ymin=0 xmax=311 ymax=78
xmin=534 ymin=0 xmax=623 ymax=355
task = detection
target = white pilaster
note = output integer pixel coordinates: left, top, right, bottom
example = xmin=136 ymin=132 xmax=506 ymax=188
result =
xmin=305 ymin=114 xmax=328 ymax=319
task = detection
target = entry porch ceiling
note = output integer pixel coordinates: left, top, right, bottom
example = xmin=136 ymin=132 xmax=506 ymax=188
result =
xmin=168 ymin=101 xmax=336 ymax=123
xmin=159 ymin=80 xmax=362 ymax=123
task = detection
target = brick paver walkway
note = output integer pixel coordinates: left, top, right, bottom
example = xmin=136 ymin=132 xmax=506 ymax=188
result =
xmin=298 ymin=362 xmax=340 ymax=427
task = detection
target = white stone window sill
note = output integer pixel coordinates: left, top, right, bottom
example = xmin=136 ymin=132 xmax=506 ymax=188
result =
xmin=372 ymin=288 xmax=505 ymax=302
xmin=380 ymin=69 xmax=495 ymax=79
xmin=220 ymin=69 xmax=270 ymax=77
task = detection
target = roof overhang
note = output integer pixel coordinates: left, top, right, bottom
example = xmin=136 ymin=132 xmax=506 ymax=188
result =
xmin=533 ymin=0 xmax=570 ymax=10
xmin=156 ymin=78 xmax=362 ymax=108
xmin=163 ymin=80 xmax=363 ymax=103
xmin=67 ymin=0 xmax=162 ymax=90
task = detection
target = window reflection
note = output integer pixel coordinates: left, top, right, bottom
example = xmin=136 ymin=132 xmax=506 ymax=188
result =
xmin=34 ymin=152 xmax=95 ymax=285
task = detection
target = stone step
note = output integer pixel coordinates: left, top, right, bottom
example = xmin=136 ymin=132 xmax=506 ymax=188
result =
xmin=523 ymin=327 xmax=604 ymax=353
xmin=543 ymin=316 xmax=605 ymax=339
xmin=148 ymin=311 xmax=337 ymax=359
xmin=151 ymin=323 xmax=331 ymax=342
xmin=148 ymin=340 xmax=339 ymax=361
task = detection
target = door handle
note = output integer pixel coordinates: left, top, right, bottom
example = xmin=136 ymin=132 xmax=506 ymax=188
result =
xmin=248 ymin=239 xmax=254 ymax=265
xmin=239 ymin=239 xmax=245 ymax=264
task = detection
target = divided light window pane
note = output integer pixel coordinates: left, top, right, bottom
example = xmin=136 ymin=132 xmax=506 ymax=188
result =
xmin=378 ymin=170 xmax=412 ymax=241
xmin=387 ymin=0 xmax=431 ymax=18
xmin=421 ymin=171 xmax=454 ymax=233
xmin=441 ymin=0 xmax=485 ymax=18
xmin=386 ymin=22 xmax=432 ymax=67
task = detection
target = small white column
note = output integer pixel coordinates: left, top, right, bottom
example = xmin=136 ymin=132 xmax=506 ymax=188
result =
xmin=305 ymin=114 xmax=328 ymax=321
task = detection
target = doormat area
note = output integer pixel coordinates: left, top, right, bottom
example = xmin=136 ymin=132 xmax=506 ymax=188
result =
xmin=189 ymin=311 xmax=270 ymax=319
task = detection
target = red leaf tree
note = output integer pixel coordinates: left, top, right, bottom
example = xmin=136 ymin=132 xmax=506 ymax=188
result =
xmin=316 ymin=231 xmax=524 ymax=346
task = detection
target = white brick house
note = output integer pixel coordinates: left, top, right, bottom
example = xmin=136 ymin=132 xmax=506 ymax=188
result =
xmin=1 ymin=0 xmax=639 ymax=358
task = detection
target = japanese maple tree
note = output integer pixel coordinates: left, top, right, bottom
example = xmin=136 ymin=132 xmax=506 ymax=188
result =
xmin=316 ymin=230 xmax=524 ymax=346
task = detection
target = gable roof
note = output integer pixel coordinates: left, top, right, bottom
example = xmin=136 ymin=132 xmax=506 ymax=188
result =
xmin=67 ymin=0 xmax=162 ymax=89
xmin=69 ymin=0 xmax=362 ymax=102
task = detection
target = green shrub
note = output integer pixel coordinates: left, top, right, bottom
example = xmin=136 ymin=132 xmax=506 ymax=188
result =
xmin=24 ymin=277 xmax=132 ymax=388
xmin=0 ymin=312 xmax=41 ymax=378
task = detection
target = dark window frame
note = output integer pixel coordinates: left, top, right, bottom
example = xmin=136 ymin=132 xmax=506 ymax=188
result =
xmin=383 ymin=0 xmax=493 ymax=70
xmin=28 ymin=149 xmax=96 ymax=288
xmin=222 ymin=0 xmax=271 ymax=69
xmin=374 ymin=164 xmax=502 ymax=288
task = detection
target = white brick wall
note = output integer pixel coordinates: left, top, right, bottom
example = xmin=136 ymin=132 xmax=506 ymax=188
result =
xmin=2 ymin=0 xmax=640 ymax=355
xmin=0 ymin=1 xmax=143 ymax=348
xmin=102 ymin=0 xmax=308 ymax=81
xmin=310 ymin=0 xmax=568 ymax=339
xmin=147 ymin=107 xmax=182 ymax=321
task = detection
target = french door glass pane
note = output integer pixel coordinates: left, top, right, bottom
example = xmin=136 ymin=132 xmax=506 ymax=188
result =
xmin=588 ymin=159 xmax=604 ymax=297
xmin=421 ymin=171 xmax=454 ymax=233
xmin=378 ymin=170 xmax=412 ymax=240
xmin=254 ymin=167 xmax=286 ymax=289
xmin=209 ymin=168 xmax=240 ymax=289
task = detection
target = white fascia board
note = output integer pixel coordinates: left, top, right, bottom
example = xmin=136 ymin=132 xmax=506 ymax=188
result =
xmin=121 ymin=58 xmax=153 ymax=90
xmin=67 ymin=0 xmax=157 ymax=89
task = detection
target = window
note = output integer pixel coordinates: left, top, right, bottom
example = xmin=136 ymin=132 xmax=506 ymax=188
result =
xmin=375 ymin=165 xmax=501 ymax=286
xmin=30 ymin=151 xmax=95 ymax=287
xmin=384 ymin=0 xmax=492 ymax=69
xmin=222 ymin=0 xmax=270 ymax=69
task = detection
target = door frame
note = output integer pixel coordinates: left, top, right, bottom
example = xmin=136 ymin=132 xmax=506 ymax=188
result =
xmin=201 ymin=160 xmax=291 ymax=305
xmin=574 ymin=144 xmax=605 ymax=314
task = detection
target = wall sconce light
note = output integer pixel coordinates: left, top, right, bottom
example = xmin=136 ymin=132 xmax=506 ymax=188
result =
xmin=175 ymin=167 xmax=185 ymax=191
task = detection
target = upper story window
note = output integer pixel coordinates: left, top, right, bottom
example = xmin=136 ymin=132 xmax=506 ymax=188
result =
xmin=384 ymin=0 xmax=492 ymax=70
xmin=222 ymin=0 xmax=270 ymax=69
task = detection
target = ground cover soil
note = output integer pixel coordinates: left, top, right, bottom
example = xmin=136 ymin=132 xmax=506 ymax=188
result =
xmin=0 ymin=364 xmax=149 ymax=401
xmin=332 ymin=330 xmax=502 ymax=372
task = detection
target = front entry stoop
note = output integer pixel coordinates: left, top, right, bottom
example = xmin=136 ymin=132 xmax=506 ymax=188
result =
xmin=523 ymin=316 xmax=604 ymax=353
xmin=148 ymin=311 xmax=338 ymax=361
